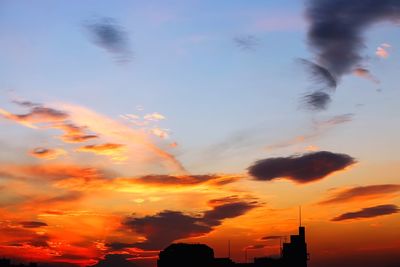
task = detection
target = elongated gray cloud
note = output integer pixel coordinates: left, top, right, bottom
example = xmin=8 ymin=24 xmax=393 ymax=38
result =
xmin=320 ymin=184 xmax=400 ymax=205
xmin=332 ymin=204 xmax=399 ymax=221
xmin=20 ymin=221 xmax=48 ymax=228
xmin=261 ymin=235 xmax=281 ymax=240
xmin=85 ymin=17 xmax=132 ymax=63
xmin=248 ymin=151 xmax=356 ymax=183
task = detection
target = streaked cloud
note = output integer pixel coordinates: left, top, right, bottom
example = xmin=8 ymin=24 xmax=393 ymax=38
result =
xmin=319 ymin=184 xmax=400 ymax=205
xmin=20 ymin=221 xmax=48 ymax=228
xmin=245 ymin=244 xmax=266 ymax=250
xmin=261 ymin=235 xmax=282 ymax=240
xmin=266 ymin=113 xmax=354 ymax=151
xmin=332 ymin=204 xmax=399 ymax=221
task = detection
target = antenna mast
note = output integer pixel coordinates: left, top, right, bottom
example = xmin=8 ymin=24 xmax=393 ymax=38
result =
xmin=299 ymin=205 xmax=302 ymax=227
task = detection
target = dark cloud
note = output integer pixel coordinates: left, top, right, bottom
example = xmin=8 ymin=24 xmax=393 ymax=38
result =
xmin=132 ymin=174 xmax=240 ymax=187
xmin=305 ymin=0 xmax=400 ymax=84
xmin=245 ymin=244 xmax=266 ymax=250
xmin=19 ymin=221 xmax=48 ymax=228
xmin=248 ymin=151 xmax=356 ymax=183
xmin=233 ymin=35 xmax=259 ymax=51
xmin=207 ymin=195 xmax=240 ymax=206
xmin=319 ymin=184 xmax=400 ymax=205
xmin=110 ymin=199 xmax=259 ymax=250
xmin=298 ymin=59 xmax=337 ymax=89
xmin=0 ymin=223 xmax=52 ymax=249
xmin=261 ymin=235 xmax=282 ymax=240
xmin=0 ymin=106 xmax=68 ymax=124
xmin=300 ymin=0 xmax=400 ymax=111
xmin=85 ymin=17 xmax=132 ymax=63
xmin=332 ymin=204 xmax=399 ymax=221
xmin=120 ymin=210 xmax=210 ymax=250
xmin=302 ymin=91 xmax=331 ymax=111
xmin=12 ymin=100 xmax=41 ymax=107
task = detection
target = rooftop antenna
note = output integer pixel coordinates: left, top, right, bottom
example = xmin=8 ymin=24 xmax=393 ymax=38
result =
xmin=299 ymin=205 xmax=302 ymax=227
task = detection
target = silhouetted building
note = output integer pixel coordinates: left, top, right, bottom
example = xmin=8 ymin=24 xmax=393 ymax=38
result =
xmin=158 ymin=243 xmax=215 ymax=267
xmin=281 ymin=226 xmax=308 ymax=267
xmin=0 ymin=259 xmax=37 ymax=267
xmin=157 ymin=226 xmax=309 ymax=267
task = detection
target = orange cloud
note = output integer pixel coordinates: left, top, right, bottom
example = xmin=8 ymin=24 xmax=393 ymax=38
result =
xmin=77 ymin=143 xmax=126 ymax=161
xmin=319 ymin=184 xmax=400 ymax=205
xmin=29 ymin=147 xmax=66 ymax=160
xmin=1 ymin=100 xmax=184 ymax=173
xmin=60 ymin=103 xmax=185 ymax=174
xmin=51 ymin=122 xmax=98 ymax=143
xmin=353 ymin=68 xmax=379 ymax=83
xmin=376 ymin=43 xmax=391 ymax=58
xmin=144 ymin=112 xmax=166 ymax=121
xmin=151 ymin=128 xmax=169 ymax=139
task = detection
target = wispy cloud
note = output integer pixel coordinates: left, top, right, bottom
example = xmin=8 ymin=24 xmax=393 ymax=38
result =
xmin=319 ymin=184 xmax=400 ymax=205
xmin=266 ymin=113 xmax=354 ymax=151
xmin=353 ymin=67 xmax=379 ymax=84
xmin=0 ymin=100 xmax=184 ymax=173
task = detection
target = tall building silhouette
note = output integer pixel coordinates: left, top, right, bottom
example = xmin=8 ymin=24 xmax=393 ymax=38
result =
xmin=157 ymin=226 xmax=309 ymax=267
xmin=281 ymin=226 xmax=308 ymax=267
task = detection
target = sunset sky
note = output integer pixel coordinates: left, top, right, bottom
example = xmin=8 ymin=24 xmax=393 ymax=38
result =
xmin=0 ymin=1 xmax=400 ymax=267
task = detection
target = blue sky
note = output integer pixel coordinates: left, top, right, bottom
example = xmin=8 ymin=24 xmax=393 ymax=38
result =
xmin=1 ymin=1 xmax=400 ymax=267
